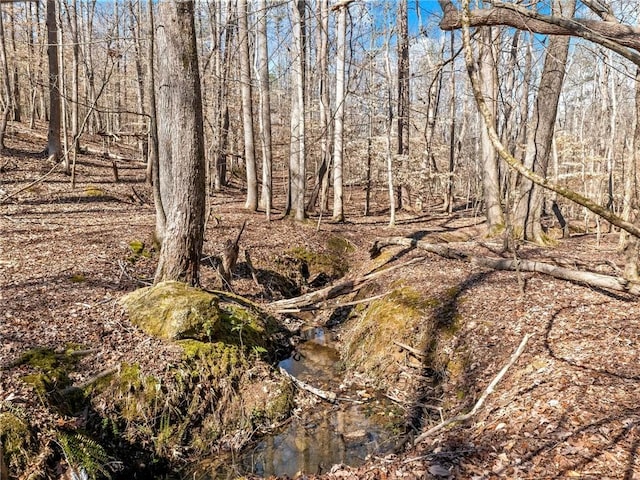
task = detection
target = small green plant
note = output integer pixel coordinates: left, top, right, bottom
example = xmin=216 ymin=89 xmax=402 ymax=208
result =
xmin=57 ymin=431 xmax=112 ymax=479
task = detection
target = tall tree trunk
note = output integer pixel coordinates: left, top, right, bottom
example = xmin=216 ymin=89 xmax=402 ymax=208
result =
xmin=257 ymin=0 xmax=272 ymax=219
xmin=306 ymin=0 xmax=331 ymax=214
xmin=479 ymin=27 xmax=504 ymax=235
xmin=620 ymin=68 xmax=640 ymax=281
xmin=443 ymin=31 xmax=456 ymax=213
xmin=0 ymin=5 xmax=12 ymax=150
xmin=65 ymin=0 xmax=81 ymax=153
xmin=8 ymin=3 xmax=19 ymax=122
xmin=46 ymin=0 xmax=62 ymax=160
xmin=290 ymin=0 xmax=306 ymax=221
xmin=332 ymin=3 xmax=348 ymax=222
xmin=146 ymin=0 xmax=163 ymax=236
xmin=238 ymin=0 xmax=257 ymax=211
xmin=396 ymin=0 xmax=411 ymax=210
xmin=153 ymin=0 xmax=206 ymax=286
xmin=215 ymin=0 xmax=235 ymax=191
xmin=512 ymin=0 xmax=576 ymax=243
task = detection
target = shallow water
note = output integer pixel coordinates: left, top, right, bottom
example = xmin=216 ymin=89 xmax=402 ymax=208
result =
xmin=196 ymin=326 xmax=404 ymax=478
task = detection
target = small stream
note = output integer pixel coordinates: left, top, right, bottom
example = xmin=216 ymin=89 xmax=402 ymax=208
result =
xmin=196 ymin=327 xmax=405 ymax=478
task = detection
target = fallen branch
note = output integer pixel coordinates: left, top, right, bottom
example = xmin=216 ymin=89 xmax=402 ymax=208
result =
xmin=270 ymin=257 xmax=425 ymax=312
xmin=413 ymin=333 xmax=533 ymax=445
xmin=394 ymin=340 xmax=427 ymax=358
xmin=59 ymin=367 xmax=118 ymax=396
xmin=372 ymin=237 xmax=640 ymax=295
xmin=279 ymin=366 xmax=337 ymax=403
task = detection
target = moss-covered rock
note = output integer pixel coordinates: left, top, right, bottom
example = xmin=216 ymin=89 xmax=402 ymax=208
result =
xmin=119 ymin=281 xmax=222 ymax=341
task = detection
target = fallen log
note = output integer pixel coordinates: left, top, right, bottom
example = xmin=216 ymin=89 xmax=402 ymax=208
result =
xmin=371 ymin=237 xmax=640 ymax=296
xmin=269 ymin=257 xmax=425 ymax=312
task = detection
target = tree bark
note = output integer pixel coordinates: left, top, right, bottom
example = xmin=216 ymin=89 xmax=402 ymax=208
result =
xmin=154 ymin=0 xmax=206 ymax=286
xmin=46 ymin=0 xmax=62 ymax=160
xmin=396 ymin=0 xmax=411 ymax=210
xmin=290 ymin=0 xmax=306 ymax=221
xmin=331 ymin=3 xmax=347 ymax=222
xmin=512 ymin=0 xmax=575 ymax=243
xmin=257 ymin=0 xmax=272 ymax=219
xmin=0 ymin=4 xmax=12 ymax=150
xmin=479 ymin=27 xmax=504 ymax=235
xmin=238 ymin=0 xmax=257 ymax=211
xmin=146 ymin=0 xmax=164 ymax=238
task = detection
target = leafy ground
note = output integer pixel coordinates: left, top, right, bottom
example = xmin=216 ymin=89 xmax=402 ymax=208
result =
xmin=1 ymin=126 xmax=639 ymax=479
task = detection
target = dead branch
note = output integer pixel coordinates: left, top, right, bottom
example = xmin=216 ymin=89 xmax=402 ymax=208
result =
xmin=279 ymin=366 xmax=337 ymax=403
xmin=413 ymin=333 xmax=533 ymax=445
xmin=270 ymin=257 xmax=425 ymax=312
xmin=220 ymin=220 xmax=247 ymax=289
xmin=244 ymin=249 xmax=261 ymax=289
xmin=394 ymin=340 xmax=427 ymax=358
xmin=372 ymin=237 xmax=640 ymax=295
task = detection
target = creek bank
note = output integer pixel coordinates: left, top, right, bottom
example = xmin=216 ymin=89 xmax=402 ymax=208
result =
xmin=1 ymin=282 xmax=294 ymax=479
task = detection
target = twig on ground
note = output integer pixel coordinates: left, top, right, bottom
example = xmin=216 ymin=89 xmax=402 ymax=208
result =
xmin=413 ymin=332 xmax=533 ymax=445
xmin=0 ymin=157 xmax=62 ymax=203
xmin=394 ymin=340 xmax=427 ymax=358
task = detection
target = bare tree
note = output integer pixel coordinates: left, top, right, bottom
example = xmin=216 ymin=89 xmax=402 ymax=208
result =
xmin=396 ymin=0 xmax=410 ymax=210
xmin=0 ymin=4 xmax=12 ymax=150
xmin=46 ymin=0 xmax=62 ymax=161
xmin=238 ymin=0 xmax=257 ymax=211
xmin=257 ymin=0 xmax=273 ymax=219
xmin=153 ymin=0 xmax=206 ymax=285
xmin=331 ymin=1 xmax=349 ymax=222
xmin=289 ymin=0 xmax=306 ymax=221
xmin=479 ymin=27 xmax=504 ymax=235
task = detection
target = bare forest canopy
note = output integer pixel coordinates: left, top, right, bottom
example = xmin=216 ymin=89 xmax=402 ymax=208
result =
xmin=1 ymin=0 xmax=640 ymax=254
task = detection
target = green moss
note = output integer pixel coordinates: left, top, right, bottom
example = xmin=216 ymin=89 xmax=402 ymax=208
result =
xmin=264 ymin=380 xmax=295 ymax=421
xmin=0 ymin=410 xmax=33 ymax=473
xmin=84 ymin=186 xmax=104 ymax=197
xmin=342 ymin=287 xmax=434 ymax=380
xmin=128 ymin=240 xmax=152 ymax=263
xmin=70 ymin=273 xmax=86 ymax=283
xmin=20 ymin=347 xmax=81 ymax=397
xmin=119 ymin=281 xmax=222 ymax=341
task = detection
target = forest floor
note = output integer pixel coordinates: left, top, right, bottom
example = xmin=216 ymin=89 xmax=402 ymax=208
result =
xmin=1 ymin=126 xmax=639 ymax=479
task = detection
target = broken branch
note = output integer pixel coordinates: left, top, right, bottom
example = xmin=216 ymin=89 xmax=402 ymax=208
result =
xmin=414 ymin=333 xmax=533 ymax=444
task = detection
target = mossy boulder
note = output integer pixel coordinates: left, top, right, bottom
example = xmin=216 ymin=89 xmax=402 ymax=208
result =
xmin=119 ymin=281 xmax=222 ymax=341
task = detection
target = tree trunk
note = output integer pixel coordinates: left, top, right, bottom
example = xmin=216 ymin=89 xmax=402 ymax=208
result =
xmin=479 ymin=27 xmax=504 ymax=235
xmin=0 ymin=4 xmax=12 ymax=150
xmin=153 ymin=0 xmax=206 ymax=286
xmin=443 ymin=31 xmax=456 ymax=214
xmin=46 ymin=0 xmax=62 ymax=160
xmin=396 ymin=0 xmax=411 ymax=210
xmin=146 ymin=0 xmax=164 ymax=236
xmin=257 ymin=0 xmax=272 ymax=219
xmin=238 ymin=0 xmax=257 ymax=211
xmin=331 ymin=3 xmax=347 ymax=222
xmin=290 ymin=0 xmax=306 ymax=221
xmin=512 ymin=0 xmax=575 ymax=243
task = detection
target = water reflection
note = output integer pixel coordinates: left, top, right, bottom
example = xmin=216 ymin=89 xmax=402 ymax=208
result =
xmin=194 ymin=327 xmax=404 ymax=478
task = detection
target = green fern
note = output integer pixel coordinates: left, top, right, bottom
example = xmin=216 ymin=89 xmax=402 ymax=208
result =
xmin=57 ymin=431 xmax=112 ymax=479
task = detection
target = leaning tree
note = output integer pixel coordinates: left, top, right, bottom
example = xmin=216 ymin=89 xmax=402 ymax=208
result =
xmin=443 ymin=0 xmax=640 ymax=274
